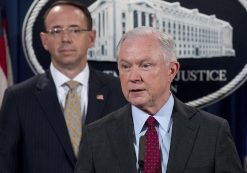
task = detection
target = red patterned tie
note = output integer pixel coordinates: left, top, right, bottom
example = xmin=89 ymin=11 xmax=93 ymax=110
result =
xmin=144 ymin=116 xmax=162 ymax=173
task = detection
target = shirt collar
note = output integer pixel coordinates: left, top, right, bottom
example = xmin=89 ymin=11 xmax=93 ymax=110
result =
xmin=155 ymin=94 xmax=174 ymax=133
xmin=50 ymin=63 xmax=89 ymax=87
xmin=132 ymin=94 xmax=174 ymax=135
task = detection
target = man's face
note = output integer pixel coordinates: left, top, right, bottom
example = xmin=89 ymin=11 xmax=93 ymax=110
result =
xmin=118 ymin=36 xmax=179 ymax=114
xmin=40 ymin=5 xmax=95 ymax=71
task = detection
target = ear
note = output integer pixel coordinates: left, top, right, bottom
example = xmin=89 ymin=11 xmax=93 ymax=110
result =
xmin=88 ymin=30 xmax=96 ymax=48
xmin=169 ymin=61 xmax=180 ymax=82
xmin=40 ymin=32 xmax=49 ymax=51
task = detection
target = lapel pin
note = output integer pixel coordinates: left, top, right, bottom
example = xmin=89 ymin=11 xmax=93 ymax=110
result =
xmin=96 ymin=94 xmax=104 ymax=100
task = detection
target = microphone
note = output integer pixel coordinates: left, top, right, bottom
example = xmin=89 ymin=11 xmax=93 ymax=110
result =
xmin=138 ymin=135 xmax=146 ymax=173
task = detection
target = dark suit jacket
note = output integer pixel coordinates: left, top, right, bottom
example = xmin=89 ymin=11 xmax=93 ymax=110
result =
xmin=0 ymin=67 xmax=127 ymax=173
xmin=75 ymin=97 xmax=243 ymax=173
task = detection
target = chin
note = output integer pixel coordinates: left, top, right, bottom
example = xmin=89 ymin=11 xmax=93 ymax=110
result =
xmin=130 ymin=100 xmax=146 ymax=108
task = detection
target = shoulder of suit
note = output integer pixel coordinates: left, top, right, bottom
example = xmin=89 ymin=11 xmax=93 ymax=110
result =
xmin=86 ymin=104 xmax=130 ymax=129
xmin=91 ymin=68 xmax=119 ymax=82
xmin=6 ymin=73 xmax=45 ymax=93
xmin=195 ymin=108 xmax=227 ymax=125
xmin=95 ymin=71 xmax=119 ymax=81
xmin=173 ymin=96 xmax=226 ymax=125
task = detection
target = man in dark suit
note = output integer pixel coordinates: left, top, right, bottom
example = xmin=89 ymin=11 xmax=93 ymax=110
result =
xmin=0 ymin=1 xmax=126 ymax=173
xmin=75 ymin=27 xmax=243 ymax=173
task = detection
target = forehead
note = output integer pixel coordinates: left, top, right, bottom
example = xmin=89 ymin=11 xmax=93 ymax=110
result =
xmin=45 ymin=5 xmax=86 ymax=27
xmin=122 ymin=36 xmax=159 ymax=49
xmin=119 ymin=36 xmax=162 ymax=58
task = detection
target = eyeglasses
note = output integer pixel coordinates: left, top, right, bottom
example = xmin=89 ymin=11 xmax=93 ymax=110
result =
xmin=46 ymin=27 xmax=91 ymax=38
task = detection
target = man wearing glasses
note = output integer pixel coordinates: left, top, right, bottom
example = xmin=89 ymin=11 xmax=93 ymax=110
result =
xmin=0 ymin=1 xmax=126 ymax=173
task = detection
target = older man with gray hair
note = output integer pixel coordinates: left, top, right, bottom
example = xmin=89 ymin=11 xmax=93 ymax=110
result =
xmin=75 ymin=27 xmax=243 ymax=173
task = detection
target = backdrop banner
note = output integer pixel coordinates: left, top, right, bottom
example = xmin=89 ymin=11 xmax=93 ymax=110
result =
xmin=2 ymin=0 xmax=247 ymax=169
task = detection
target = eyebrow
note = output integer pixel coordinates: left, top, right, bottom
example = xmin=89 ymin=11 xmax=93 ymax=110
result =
xmin=68 ymin=25 xmax=81 ymax=28
xmin=50 ymin=25 xmax=81 ymax=29
xmin=118 ymin=57 xmax=153 ymax=64
xmin=50 ymin=25 xmax=62 ymax=29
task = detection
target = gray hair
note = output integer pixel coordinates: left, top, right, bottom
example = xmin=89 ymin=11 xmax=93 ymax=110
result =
xmin=116 ymin=27 xmax=177 ymax=62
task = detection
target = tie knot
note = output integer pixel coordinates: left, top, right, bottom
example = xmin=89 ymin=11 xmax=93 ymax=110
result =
xmin=146 ymin=116 xmax=156 ymax=127
xmin=66 ymin=80 xmax=80 ymax=90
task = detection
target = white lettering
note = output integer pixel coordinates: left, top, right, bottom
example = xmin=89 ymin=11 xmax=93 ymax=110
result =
xmin=174 ymin=69 xmax=227 ymax=82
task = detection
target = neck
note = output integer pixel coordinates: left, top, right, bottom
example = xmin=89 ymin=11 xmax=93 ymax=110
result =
xmin=53 ymin=63 xmax=86 ymax=79
xmin=140 ymin=93 xmax=171 ymax=115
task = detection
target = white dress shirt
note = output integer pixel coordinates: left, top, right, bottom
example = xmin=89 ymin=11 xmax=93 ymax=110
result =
xmin=132 ymin=94 xmax=174 ymax=172
xmin=50 ymin=63 xmax=89 ymax=123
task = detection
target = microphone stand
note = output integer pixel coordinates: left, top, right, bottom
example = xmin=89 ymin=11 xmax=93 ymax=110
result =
xmin=138 ymin=160 xmax=144 ymax=173
xmin=138 ymin=135 xmax=146 ymax=173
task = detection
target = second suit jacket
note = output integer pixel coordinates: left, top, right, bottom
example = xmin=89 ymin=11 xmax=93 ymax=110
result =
xmin=75 ymin=97 xmax=243 ymax=173
xmin=0 ymin=67 xmax=127 ymax=173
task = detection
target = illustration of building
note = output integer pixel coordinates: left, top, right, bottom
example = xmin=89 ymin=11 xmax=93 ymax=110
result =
xmin=88 ymin=0 xmax=235 ymax=61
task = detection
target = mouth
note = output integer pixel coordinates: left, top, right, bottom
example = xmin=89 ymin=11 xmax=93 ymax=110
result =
xmin=130 ymin=88 xmax=145 ymax=93
xmin=59 ymin=49 xmax=76 ymax=56
xmin=59 ymin=49 xmax=75 ymax=52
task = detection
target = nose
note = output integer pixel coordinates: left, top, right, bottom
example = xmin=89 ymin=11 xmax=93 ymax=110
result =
xmin=129 ymin=68 xmax=142 ymax=83
xmin=61 ymin=31 xmax=72 ymax=43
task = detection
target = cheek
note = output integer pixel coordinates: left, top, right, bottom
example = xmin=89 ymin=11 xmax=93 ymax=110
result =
xmin=77 ymin=41 xmax=90 ymax=51
xmin=80 ymin=35 xmax=94 ymax=48
xmin=47 ymin=47 xmax=56 ymax=55
xmin=45 ymin=40 xmax=56 ymax=50
xmin=119 ymin=75 xmax=129 ymax=91
xmin=146 ymin=73 xmax=167 ymax=90
xmin=42 ymin=40 xmax=50 ymax=51
xmin=119 ymin=72 xmax=126 ymax=82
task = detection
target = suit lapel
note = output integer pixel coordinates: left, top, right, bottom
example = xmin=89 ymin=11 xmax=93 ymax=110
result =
xmin=166 ymin=98 xmax=199 ymax=173
xmin=105 ymin=105 xmax=137 ymax=173
xmin=86 ymin=68 xmax=108 ymax=124
xmin=34 ymin=71 xmax=76 ymax=167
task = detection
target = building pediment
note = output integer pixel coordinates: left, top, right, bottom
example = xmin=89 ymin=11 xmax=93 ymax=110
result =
xmin=89 ymin=0 xmax=108 ymax=12
xmin=136 ymin=2 xmax=153 ymax=9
